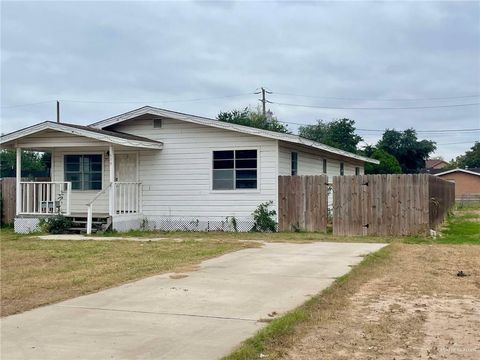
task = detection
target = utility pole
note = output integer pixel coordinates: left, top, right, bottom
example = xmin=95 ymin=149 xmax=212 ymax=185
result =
xmin=56 ymin=100 xmax=60 ymax=123
xmin=255 ymin=87 xmax=272 ymax=117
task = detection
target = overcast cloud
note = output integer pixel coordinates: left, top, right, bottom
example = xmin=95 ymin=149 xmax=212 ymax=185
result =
xmin=1 ymin=0 xmax=479 ymax=160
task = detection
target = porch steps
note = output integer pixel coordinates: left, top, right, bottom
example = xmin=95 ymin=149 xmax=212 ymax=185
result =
xmin=66 ymin=215 xmax=111 ymax=234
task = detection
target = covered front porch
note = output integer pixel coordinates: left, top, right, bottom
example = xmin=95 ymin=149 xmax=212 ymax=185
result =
xmin=0 ymin=121 xmax=163 ymax=233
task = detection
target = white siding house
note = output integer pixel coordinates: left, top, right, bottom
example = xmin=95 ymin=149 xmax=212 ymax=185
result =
xmin=1 ymin=106 xmax=378 ymax=233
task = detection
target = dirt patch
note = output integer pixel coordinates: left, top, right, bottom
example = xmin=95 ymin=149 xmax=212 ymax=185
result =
xmin=169 ymin=274 xmax=189 ymax=279
xmin=284 ymin=244 xmax=480 ymax=360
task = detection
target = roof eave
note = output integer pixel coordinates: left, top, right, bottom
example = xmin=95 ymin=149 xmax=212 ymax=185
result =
xmin=435 ymin=168 xmax=480 ymax=177
xmin=0 ymin=121 xmax=163 ymax=150
xmin=90 ymin=106 xmax=379 ymax=164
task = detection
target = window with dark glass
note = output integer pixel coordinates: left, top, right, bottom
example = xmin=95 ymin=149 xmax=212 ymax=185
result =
xmin=355 ymin=167 xmax=360 ymax=175
xmin=291 ymin=152 xmax=298 ymax=176
xmin=323 ymin=159 xmax=327 ymax=174
xmin=64 ymin=154 xmax=102 ymax=190
xmin=212 ymin=150 xmax=257 ymax=190
xmin=340 ymin=162 xmax=345 ymax=176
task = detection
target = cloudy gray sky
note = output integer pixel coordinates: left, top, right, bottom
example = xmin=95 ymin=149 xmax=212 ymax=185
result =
xmin=1 ymin=0 xmax=479 ymax=160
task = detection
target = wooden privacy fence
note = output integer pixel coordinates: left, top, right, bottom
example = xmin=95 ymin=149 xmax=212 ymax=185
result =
xmin=428 ymin=175 xmax=455 ymax=230
xmin=1 ymin=178 xmax=16 ymax=225
xmin=332 ymin=174 xmax=455 ymax=236
xmin=278 ymin=175 xmax=329 ymax=232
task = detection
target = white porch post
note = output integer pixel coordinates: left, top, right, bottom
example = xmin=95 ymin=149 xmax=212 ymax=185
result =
xmin=16 ymin=147 xmax=22 ymax=215
xmin=109 ymin=145 xmax=115 ymax=216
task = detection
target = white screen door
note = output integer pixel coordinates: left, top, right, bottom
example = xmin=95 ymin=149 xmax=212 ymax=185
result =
xmin=115 ymin=153 xmax=137 ymax=182
xmin=114 ymin=153 xmax=138 ymax=214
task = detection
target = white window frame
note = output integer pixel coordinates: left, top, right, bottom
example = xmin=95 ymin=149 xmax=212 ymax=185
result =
xmin=291 ymin=152 xmax=298 ymax=176
xmin=62 ymin=151 xmax=105 ymax=193
xmin=210 ymin=147 xmax=261 ymax=193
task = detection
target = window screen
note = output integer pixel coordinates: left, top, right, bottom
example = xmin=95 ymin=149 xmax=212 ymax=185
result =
xmin=213 ymin=150 xmax=257 ymax=190
xmin=65 ymin=154 xmax=102 ymax=190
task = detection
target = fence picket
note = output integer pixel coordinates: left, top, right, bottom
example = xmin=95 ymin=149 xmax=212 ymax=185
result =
xmin=331 ymin=174 xmax=454 ymax=236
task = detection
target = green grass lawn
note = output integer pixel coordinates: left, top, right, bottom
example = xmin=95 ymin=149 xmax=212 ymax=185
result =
xmin=405 ymin=208 xmax=480 ymax=244
xmin=439 ymin=211 xmax=480 ymax=244
xmin=0 ymin=228 xmax=256 ymax=317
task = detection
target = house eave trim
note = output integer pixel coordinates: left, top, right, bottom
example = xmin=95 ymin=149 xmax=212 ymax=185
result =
xmin=0 ymin=122 xmax=163 ymax=149
xmin=434 ymin=168 xmax=480 ymax=177
xmin=90 ymin=106 xmax=379 ymax=164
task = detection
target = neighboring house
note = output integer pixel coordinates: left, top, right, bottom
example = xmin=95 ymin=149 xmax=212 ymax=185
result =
xmin=425 ymin=159 xmax=449 ymax=170
xmin=1 ymin=106 xmax=379 ymax=233
xmin=434 ymin=168 xmax=480 ymax=201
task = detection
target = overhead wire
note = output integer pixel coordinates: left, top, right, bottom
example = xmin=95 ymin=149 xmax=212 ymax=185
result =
xmin=271 ymin=92 xmax=480 ymax=102
xmin=269 ymin=100 xmax=480 ymax=110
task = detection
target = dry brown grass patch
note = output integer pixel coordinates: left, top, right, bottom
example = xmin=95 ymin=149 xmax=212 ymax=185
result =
xmin=282 ymin=243 xmax=480 ymax=360
xmin=1 ymin=230 xmax=257 ymax=317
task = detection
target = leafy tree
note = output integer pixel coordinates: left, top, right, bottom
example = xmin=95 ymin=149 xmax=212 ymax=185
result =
xmin=377 ymin=129 xmax=436 ymax=173
xmin=0 ymin=149 xmax=50 ymax=177
xmin=217 ymin=107 xmax=290 ymax=134
xmin=363 ymin=147 xmax=402 ymax=174
xmin=298 ymin=118 xmax=363 ymax=154
xmin=452 ymin=142 xmax=480 ymax=169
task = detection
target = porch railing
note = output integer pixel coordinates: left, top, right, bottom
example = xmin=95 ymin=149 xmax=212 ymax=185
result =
xmin=86 ymin=181 xmax=142 ymax=234
xmin=114 ymin=182 xmax=142 ymax=215
xmin=19 ymin=181 xmax=72 ymax=215
xmin=86 ymin=182 xmax=113 ymax=235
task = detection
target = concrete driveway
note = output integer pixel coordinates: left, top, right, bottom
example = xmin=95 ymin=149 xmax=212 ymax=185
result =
xmin=1 ymin=241 xmax=386 ymax=360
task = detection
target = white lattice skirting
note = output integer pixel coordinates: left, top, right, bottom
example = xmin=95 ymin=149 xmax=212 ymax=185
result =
xmin=136 ymin=216 xmax=256 ymax=232
xmin=14 ymin=218 xmax=41 ymax=234
xmin=14 ymin=216 xmax=259 ymax=233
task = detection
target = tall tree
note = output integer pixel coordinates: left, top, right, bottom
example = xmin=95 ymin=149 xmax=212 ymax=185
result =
xmin=0 ymin=149 xmax=50 ymax=177
xmin=217 ymin=107 xmax=290 ymax=134
xmin=298 ymin=118 xmax=363 ymax=154
xmin=377 ymin=128 xmax=436 ymax=173
xmin=363 ymin=147 xmax=402 ymax=174
xmin=452 ymin=142 xmax=480 ymax=169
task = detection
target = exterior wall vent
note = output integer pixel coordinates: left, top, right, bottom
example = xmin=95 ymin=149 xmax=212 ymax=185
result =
xmin=153 ymin=119 xmax=162 ymax=128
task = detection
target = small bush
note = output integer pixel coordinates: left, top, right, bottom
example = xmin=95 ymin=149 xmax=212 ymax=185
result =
xmin=251 ymin=201 xmax=277 ymax=232
xmin=39 ymin=214 xmax=73 ymax=234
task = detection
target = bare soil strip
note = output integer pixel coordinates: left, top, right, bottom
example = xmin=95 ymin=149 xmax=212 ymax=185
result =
xmin=284 ymin=243 xmax=480 ymax=360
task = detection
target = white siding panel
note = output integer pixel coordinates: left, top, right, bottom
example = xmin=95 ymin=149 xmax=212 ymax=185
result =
xmin=110 ymin=118 xmax=279 ymax=221
xmin=278 ymin=142 xmax=364 ymax=182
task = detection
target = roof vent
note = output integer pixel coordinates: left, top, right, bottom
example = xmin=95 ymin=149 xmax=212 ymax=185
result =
xmin=153 ymin=119 xmax=162 ymax=128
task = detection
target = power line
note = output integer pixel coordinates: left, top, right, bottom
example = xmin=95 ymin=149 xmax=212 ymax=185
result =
xmin=272 ymin=92 xmax=480 ymax=102
xmin=437 ymin=141 xmax=477 ymax=145
xmin=356 ymin=128 xmax=480 ymax=133
xmin=276 ymin=118 xmax=480 ymax=133
xmin=0 ymin=100 xmax=56 ymax=108
xmin=61 ymin=93 xmax=253 ymax=104
xmin=271 ymin=100 xmax=480 ymax=110
xmin=1 ymin=93 xmax=254 ymax=108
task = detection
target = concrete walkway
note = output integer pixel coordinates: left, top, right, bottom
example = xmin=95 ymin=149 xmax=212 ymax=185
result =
xmin=1 ymin=242 xmax=386 ymax=360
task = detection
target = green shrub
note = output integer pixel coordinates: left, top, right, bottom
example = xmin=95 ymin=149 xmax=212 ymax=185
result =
xmin=251 ymin=201 xmax=277 ymax=232
xmin=39 ymin=214 xmax=73 ymax=234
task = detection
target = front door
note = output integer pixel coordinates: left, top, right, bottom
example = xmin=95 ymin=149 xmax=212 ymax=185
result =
xmin=114 ymin=153 xmax=138 ymax=214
